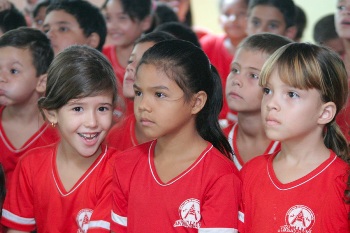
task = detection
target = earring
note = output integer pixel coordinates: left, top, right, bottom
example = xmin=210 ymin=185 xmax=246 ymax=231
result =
xmin=51 ymin=122 xmax=56 ymax=128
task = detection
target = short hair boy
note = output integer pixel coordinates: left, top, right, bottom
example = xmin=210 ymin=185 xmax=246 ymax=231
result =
xmin=225 ymin=33 xmax=292 ymax=171
xmin=0 ymin=27 xmax=59 ymax=186
xmin=246 ymin=0 xmax=297 ymax=40
xmin=43 ymin=0 xmax=107 ymax=55
xmin=0 ymin=3 xmax=27 ymax=36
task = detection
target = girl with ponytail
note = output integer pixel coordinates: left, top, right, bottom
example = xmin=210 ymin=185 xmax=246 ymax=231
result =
xmin=241 ymin=43 xmax=350 ymax=232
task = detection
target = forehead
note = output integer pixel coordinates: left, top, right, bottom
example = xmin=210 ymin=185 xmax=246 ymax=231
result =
xmin=249 ymin=5 xmax=285 ymax=22
xmin=234 ymin=48 xmax=268 ymax=67
xmin=221 ymin=0 xmax=247 ymax=10
xmin=0 ymin=46 xmax=33 ymax=63
xmin=44 ymin=10 xmax=79 ymax=25
xmin=133 ymin=42 xmax=155 ymax=56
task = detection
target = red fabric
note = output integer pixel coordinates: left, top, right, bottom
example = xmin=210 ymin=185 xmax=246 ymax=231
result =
xmin=224 ymin=123 xmax=280 ymax=171
xmin=111 ymin=140 xmax=242 ymax=232
xmin=1 ymin=143 xmax=117 ymax=232
xmin=105 ymin=114 xmax=138 ymax=151
xmin=200 ymin=34 xmax=237 ymax=123
xmin=241 ymin=151 xmax=350 ymax=233
xmin=0 ymin=106 xmax=60 ymax=187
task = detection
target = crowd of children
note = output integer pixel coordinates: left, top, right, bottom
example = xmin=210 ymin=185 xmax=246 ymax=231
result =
xmin=0 ymin=0 xmax=348 ymax=232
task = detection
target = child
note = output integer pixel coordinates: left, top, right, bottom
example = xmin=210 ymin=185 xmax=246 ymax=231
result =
xmin=334 ymin=0 xmax=350 ymax=141
xmin=111 ymin=40 xmax=241 ymax=232
xmin=241 ymin=43 xmax=350 ymax=232
xmin=31 ymin=0 xmax=50 ymax=32
xmin=105 ymin=31 xmax=175 ymax=151
xmin=0 ymin=27 xmax=59 ymax=187
xmin=225 ymin=33 xmax=292 ymax=171
xmin=0 ymin=3 xmax=27 ymax=36
xmin=314 ymin=14 xmax=345 ymax=57
xmin=43 ymin=0 xmax=107 ymax=55
xmin=246 ymin=0 xmax=297 ymax=40
xmin=1 ymin=45 xmax=118 ymax=232
xmin=200 ymin=0 xmax=249 ymax=127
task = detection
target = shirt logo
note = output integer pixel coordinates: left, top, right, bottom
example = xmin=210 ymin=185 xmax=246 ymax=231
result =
xmin=279 ymin=205 xmax=315 ymax=233
xmin=76 ymin=208 xmax=93 ymax=233
xmin=174 ymin=198 xmax=201 ymax=229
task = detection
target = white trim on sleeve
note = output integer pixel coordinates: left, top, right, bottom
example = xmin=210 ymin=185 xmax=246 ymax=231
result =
xmin=111 ymin=211 xmax=127 ymax=226
xmin=2 ymin=209 xmax=36 ymax=225
xmin=199 ymin=228 xmax=238 ymax=233
xmin=88 ymin=220 xmax=110 ymax=230
xmin=238 ymin=211 xmax=244 ymax=223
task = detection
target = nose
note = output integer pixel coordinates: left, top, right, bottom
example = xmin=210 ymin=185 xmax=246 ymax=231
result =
xmin=84 ymin=110 xmax=98 ymax=128
xmin=136 ymin=94 xmax=151 ymax=113
xmin=227 ymin=72 xmax=242 ymax=87
xmin=0 ymin=70 xmax=7 ymax=83
xmin=263 ymin=92 xmax=279 ymax=112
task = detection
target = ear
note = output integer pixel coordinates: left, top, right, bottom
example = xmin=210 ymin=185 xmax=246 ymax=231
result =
xmin=284 ymin=25 xmax=298 ymax=41
xmin=43 ymin=109 xmax=58 ymax=125
xmin=191 ymin=91 xmax=207 ymax=114
xmin=87 ymin=32 xmax=100 ymax=49
xmin=140 ymin=15 xmax=153 ymax=32
xmin=318 ymin=102 xmax=337 ymax=125
xmin=36 ymin=74 xmax=47 ymax=94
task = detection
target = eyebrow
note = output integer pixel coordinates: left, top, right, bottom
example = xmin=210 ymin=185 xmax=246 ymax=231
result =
xmin=43 ymin=21 xmax=71 ymax=28
xmin=133 ymin=83 xmax=170 ymax=91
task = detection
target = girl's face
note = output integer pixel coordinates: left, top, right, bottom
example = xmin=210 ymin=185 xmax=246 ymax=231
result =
xmin=47 ymin=93 xmax=114 ymax=159
xmin=226 ymin=48 xmax=268 ymax=113
xmin=133 ymin=64 xmax=195 ymax=139
xmin=261 ymin=69 xmax=327 ymax=142
xmin=335 ymin=0 xmax=350 ymax=39
xmin=219 ymin=0 xmax=247 ymax=40
xmin=123 ymin=41 xmax=155 ymax=99
xmin=105 ymin=0 xmax=151 ymax=47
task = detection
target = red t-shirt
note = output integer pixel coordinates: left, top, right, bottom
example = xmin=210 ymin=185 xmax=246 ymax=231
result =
xmin=224 ymin=123 xmax=280 ymax=171
xmin=0 ymin=106 xmax=60 ymax=186
xmin=200 ymin=34 xmax=237 ymax=124
xmin=105 ymin=114 xmax=139 ymax=151
xmin=241 ymin=151 xmax=349 ymax=233
xmin=1 ymin=143 xmax=117 ymax=233
xmin=111 ymin=140 xmax=242 ymax=232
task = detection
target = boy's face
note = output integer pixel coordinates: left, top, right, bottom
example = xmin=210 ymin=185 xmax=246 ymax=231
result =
xmin=32 ymin=6 xmax=47 ymax=32
xmin=335 ymin=0 xmax=350 ymax=39
xmin=246 ymin=5 xmax=288 ymax=37
xmin=43 ymin=10 xmax=92 ymax=55
xmin=226 ymin=48 xmax=268 ymax=113
xmin=219 ymin=0 xmax=247 ymax=40
xmin=0 ymin=47 xmax=42 ymax=106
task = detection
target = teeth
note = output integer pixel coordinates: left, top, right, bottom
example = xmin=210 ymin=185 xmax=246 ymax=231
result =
xmin=78 ymin=133 xmax=99 ymax=140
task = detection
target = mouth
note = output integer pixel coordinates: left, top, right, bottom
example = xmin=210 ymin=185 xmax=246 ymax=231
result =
xmin=140 ymin=117 xmax=154 ymax=126
xmin=265 ymin=117 xmax=280 ymax=126
xmin=341 ymin=19 xmax=350 ymax=25
xmin=227 ymin=91 xmax=242 ymax=99
xmin=78 ymin=133 xmax=100 ymax=140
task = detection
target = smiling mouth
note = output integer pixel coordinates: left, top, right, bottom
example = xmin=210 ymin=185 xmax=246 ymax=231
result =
xmin=78 ymin=133 xmax=100 ymax=140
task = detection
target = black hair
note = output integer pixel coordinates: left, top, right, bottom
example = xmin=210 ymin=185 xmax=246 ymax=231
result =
xmin=145 ymin=2 xmax=179 ymax=34
xmin=0 ymin=27 xmax=53 ymax=76
xmin=135 ymin=31 xmax=175 ymax=45
xmin=154 ymin=22 xmax=201 ymax=48
xmin=137 ymin=40 xmax=233 ymax=159
xmin=313 ymin=14 xmax=339 ymax=45
xmin=38 ymin=45 xmax=118 ymax=110
xmin=120 ymin=0 xmax=152 ymax=21
xmin=0 ymin=3 xmax=27 ymax=34
xmin=248 ymin=0 xmax=296 ymax=28
xmin=294 ymin=5 xmax=307 ymax=41
xmin=46 ymin=0 xmax=107 ymax=51
xmin=32 ymin=0 xmax=51 ymax=18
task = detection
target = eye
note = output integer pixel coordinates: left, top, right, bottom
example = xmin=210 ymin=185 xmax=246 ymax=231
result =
xmin=10 ymin=69 xmax=19 ymax=74
xmin=155 ymin=92 xmax=166 ymax=98
xmin=251 ymin=19 xmax=260 ymax=27
xmin=288 ymin=92 xmax=299 ymax=98
xmin=231 ymin=67 xmax=239 ymax=74
xmin=98 ymin=106 xmax=110 ymax=112
xmin=268 ymin=23 xmax=279 ymax=30
xmin=263 ymin=87 xmax=271 ymax=95
xmin=337 ymin=5 xmax=346 ymax=11
xmin=72 ymin=107 xmax=83 ymax=112
xmin=249 ymin=73 xmax=259 ymax=79
xmin=59 ymin=26 xmax=69 ymax=32
xmin=134 ymin=90 xmax=142 ymax=96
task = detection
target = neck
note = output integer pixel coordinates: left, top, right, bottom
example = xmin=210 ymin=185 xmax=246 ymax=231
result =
xmin=237 ymin=112 xmax=266 ymax=138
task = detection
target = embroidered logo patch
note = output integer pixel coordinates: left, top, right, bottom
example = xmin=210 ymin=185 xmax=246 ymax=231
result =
xmin=76 ymin=208 xmax=93 ymax=233
xmin=174 ymin=198 xmax=201 ymax=229
xmin=279 ymin=205 xmax=315 ymax=233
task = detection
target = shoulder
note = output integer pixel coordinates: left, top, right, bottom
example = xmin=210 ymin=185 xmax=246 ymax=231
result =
xmin=241 ymin=153 xmax=270 ymax=177
xmin=200 ymin=34 xmax=225 ymax=50
xmin=203 ymin=146 xmax=239 ymax=175
xmin=102 ymin=44 xmax=116 ymax=57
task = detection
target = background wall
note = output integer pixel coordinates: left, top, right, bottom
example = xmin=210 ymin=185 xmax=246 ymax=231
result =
xmin=191 ymin=0 xmax=336 ymax=43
